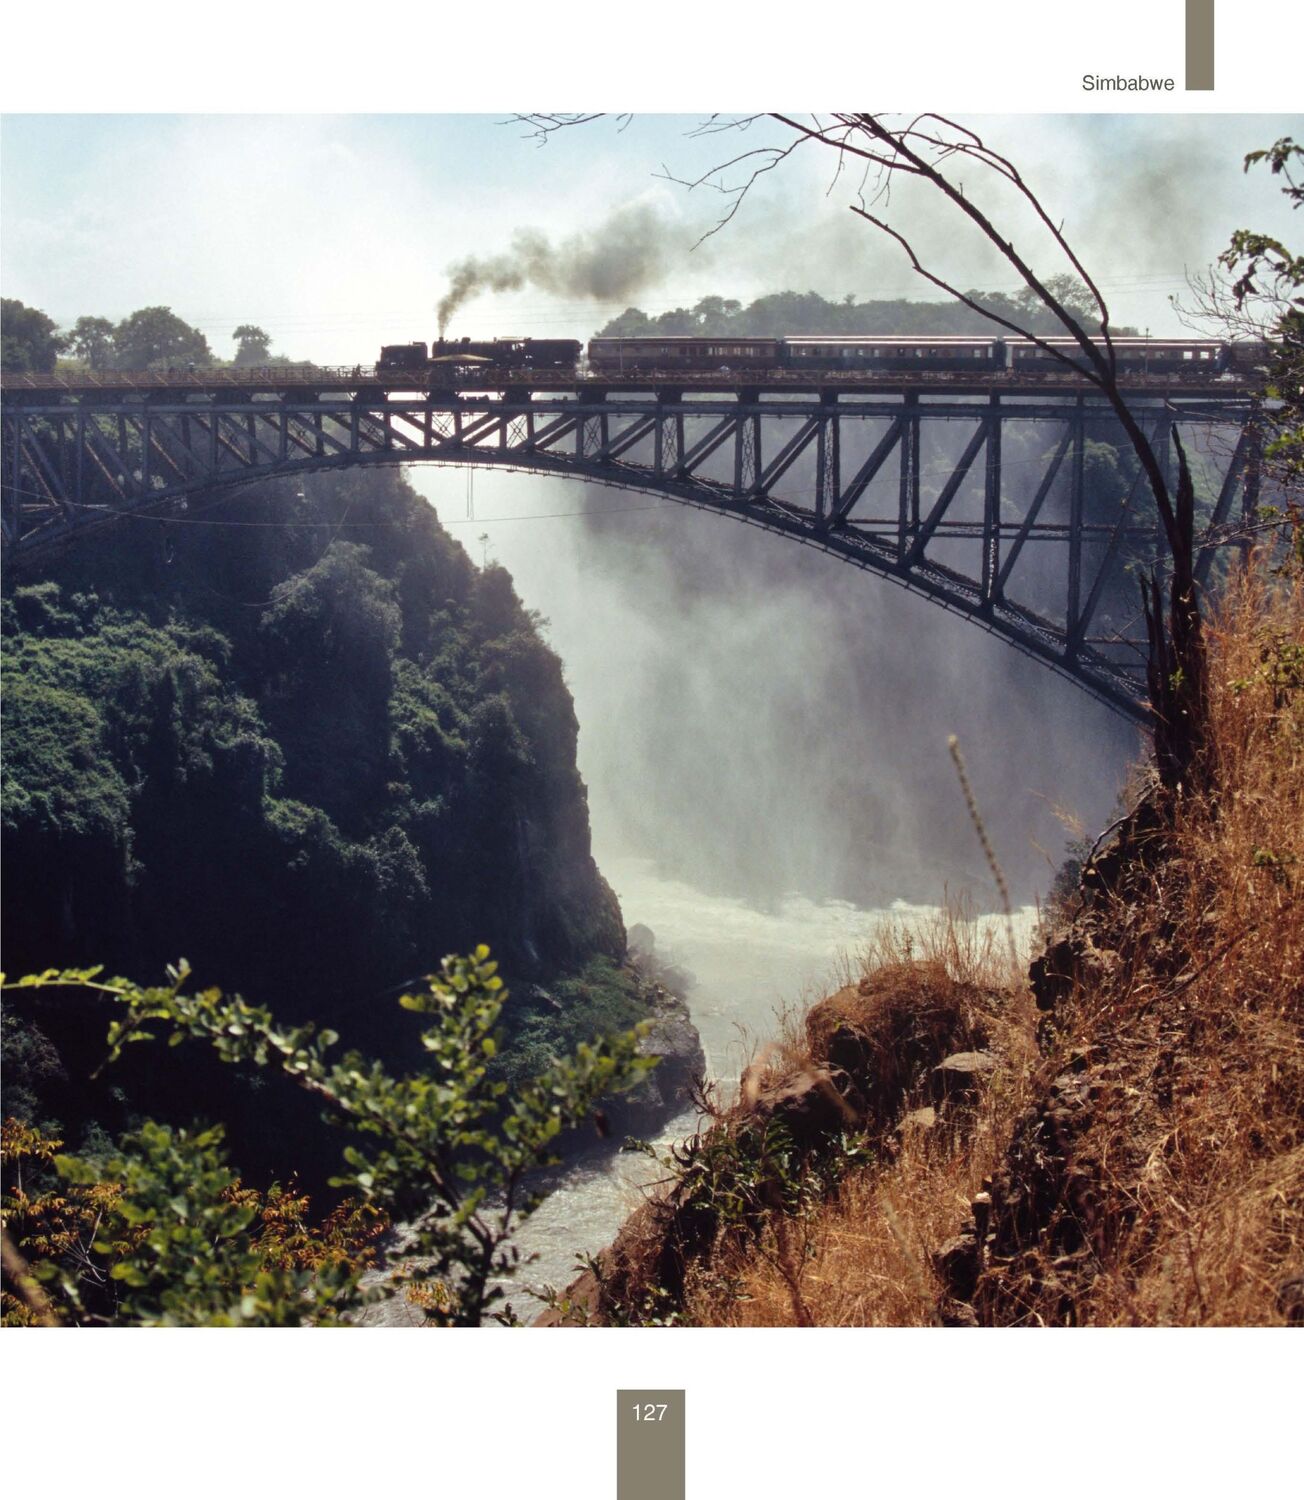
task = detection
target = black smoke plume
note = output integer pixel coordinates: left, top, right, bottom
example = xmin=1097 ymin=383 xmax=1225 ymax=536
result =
xmin=436 ymin=201 xmax=696 ymax=333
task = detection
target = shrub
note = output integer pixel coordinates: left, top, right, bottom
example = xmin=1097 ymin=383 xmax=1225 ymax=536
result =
xmin=1 ymin=947 xmax=652 ymax=1327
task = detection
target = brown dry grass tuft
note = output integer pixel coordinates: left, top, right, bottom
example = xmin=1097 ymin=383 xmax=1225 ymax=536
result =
xmin=1064 ymin=558 xmax=1304 ymax=1326
xmin=683 ymin=552 xmax=1303 ymax=1327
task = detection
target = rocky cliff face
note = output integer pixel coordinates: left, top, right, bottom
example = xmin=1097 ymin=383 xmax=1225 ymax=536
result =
xmin=1 ymin=464 xmax=683 ymax=1181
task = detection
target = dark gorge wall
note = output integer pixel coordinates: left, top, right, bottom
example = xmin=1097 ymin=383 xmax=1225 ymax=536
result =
xmin=1 ymin=467 xmax=625 ymax=1144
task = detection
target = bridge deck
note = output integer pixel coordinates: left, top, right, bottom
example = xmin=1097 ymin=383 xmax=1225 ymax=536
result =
xmin=0 ymin=366 xmax=1261 ymax=402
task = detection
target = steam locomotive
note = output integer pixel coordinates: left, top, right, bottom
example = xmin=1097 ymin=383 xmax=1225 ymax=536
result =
xmin=379 ymin=337 xmax=583 ymax=372
xmin=378 ymin=333 xmax=1267 ymax=379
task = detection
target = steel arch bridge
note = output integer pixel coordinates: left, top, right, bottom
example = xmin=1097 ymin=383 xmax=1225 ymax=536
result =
xmin=1 ymin=370 xmax=1263 ymax=720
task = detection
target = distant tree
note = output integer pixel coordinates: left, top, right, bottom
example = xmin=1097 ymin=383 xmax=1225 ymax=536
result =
xmin=232 ymin=323 xmax=272 ymax=365
xmin=691 ymin=295 xmax=742 ymax=327
xmin=111 ymin=306 xmax=211 ymax=370
xmin=1 ymin=299 xmax=66 ymax=373
xmin=598 ymin=284 xmax=1132 ymax=342
xmin=67 ymin=315 xmax=115 ymax=371
xmin=1013 ymin=273 xmax=1101 ymax=328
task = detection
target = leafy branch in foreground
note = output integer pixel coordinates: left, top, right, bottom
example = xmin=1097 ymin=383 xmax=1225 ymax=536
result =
xmin=1 ymin=947 xmax=653 ymax=1326
xmin=2 ymin=1114 xmax=381 ymax=1327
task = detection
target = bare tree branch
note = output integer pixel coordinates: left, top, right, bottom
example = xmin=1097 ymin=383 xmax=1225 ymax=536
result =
xmin=504 ymin=106 xmax=1216 ymax=778
xmin=654 ymin=136 xmax=810 ymax=248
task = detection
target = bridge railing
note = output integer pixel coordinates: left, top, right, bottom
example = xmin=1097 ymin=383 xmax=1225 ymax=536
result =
xmin=0 ymin=364 xmax=381 ymax=394
xmin=1 ymin=365 xmax=1259 ymax=397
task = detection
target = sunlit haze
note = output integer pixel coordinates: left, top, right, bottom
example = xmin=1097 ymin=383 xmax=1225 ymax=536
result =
xmin=4 ymin=113 xmax=1298 ymax=361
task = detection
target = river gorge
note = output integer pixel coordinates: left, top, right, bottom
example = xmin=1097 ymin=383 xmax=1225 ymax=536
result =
xmin=499 ymin=855 xmax=1036 ymax=1318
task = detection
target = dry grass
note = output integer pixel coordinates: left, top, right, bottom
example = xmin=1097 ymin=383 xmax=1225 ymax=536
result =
xmin=681 ymin=554 xmax=1303 ymax=1327
xmin=684 ymin=1082 xmax=1029 ymax=1326
xmin=684 ymin=906 xmax=1039 ymax=1326
xmin=1064 ymin=559 xmax=1304 ymax=1326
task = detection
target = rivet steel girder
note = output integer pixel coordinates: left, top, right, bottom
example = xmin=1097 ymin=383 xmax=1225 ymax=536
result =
xmin=1 ymin=385 xmax=1262 ymax=721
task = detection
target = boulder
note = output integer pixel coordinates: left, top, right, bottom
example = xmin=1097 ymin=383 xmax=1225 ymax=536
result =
xmin=939 ymin=1299 xmax=980 ymax=1327
xmin=1030 ymin=928 xmax=1121 ymax=1014
xmin=932 ymin=1051 xmax=998 ymax=1101
xmin=627 ymin=922 xmax=656 ymax=960
xmin=934 ymin=1232 xmax=981 ymax=1301
xmin=1276 ymin=1273 xmax=1304 ymax=1326
xmin=1030 ymin=932 xmax=1079 ymax=1012
xmin=638 ymin=991 xmax=706 ymax=1104
xmin=753 ymin=1068 xmax=858 ymax=1150
xmin=610 ymin=987 xmax=707 ymax=1133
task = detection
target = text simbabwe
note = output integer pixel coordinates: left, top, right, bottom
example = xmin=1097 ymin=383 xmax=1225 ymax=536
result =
xmin=1082 ymin=74 xmax=1176 ymax=91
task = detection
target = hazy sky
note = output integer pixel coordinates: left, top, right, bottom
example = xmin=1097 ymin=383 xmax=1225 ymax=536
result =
xmin=3 ymin=112 xmax=1300 ymax=361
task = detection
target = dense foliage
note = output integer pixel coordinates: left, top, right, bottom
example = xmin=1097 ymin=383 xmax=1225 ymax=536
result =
xmin=1 ymin=299 xmax=64 ymax=373
xmin=1 ymin=464 xmax=626 ymax=1185
xmin=2 ymin=948 xmax=651 ymax=1326
xmin=2 ymin=299 xmax=278 ymax=373
xmin=1220 ymin=138 xmax=1304 ymax=485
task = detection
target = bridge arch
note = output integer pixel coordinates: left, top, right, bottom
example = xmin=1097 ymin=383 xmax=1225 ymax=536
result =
xmin=2 ymin=379 xmax=1263 ymax=721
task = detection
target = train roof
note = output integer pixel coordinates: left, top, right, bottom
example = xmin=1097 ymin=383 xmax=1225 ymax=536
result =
xmin=781 ymin=334 xmax=999 ymax=344
xmin=589 ymin=334 xmax=780 ymax=344
xmin=1005 ymin=335 xmax=1225 ymax=347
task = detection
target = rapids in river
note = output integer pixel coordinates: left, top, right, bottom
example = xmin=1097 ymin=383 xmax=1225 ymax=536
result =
xmin=497 ymin=854 xmax=1035 ymax=1319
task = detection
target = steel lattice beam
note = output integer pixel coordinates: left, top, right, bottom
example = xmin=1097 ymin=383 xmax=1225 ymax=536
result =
xmin=1 ymin=384 xmax=1262 ymax=720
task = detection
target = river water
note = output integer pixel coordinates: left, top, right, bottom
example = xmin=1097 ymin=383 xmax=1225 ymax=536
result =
xmin=498 ymin=853 xmax=1035 ymax=1318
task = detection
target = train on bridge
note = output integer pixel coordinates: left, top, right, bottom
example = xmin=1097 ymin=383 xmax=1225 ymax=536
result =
xmin=378 ymin=332 xmax=1268 ymax=380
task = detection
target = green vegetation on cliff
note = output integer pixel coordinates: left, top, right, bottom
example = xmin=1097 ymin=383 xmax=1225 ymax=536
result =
xmin=2 ymin=948 xmax=651 ymax=1327
xmin=1 ymin=463 xmax=628 ymax=1183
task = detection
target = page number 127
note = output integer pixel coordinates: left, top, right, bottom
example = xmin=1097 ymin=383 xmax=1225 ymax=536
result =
xmin=633 ymin=1404 xmax=668 ymax=1422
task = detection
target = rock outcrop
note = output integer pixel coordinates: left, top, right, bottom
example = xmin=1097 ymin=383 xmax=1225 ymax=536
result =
xmin=610 ymin=982 xmax=707 ymax=1135
xmin=537 ymin=957 xmax=1000 ymax=1325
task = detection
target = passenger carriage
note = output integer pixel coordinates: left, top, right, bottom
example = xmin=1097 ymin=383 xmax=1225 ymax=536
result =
xmin=779 ymin=335 xmax=1004 ymax=372
xmin=1005 ymin=337 xmax=1227 ymax=375
xmin=587 ymin=337 xmax=780 ymax=374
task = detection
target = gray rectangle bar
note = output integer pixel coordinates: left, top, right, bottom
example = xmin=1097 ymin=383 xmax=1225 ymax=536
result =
xmin=1186 ymin=0 xmax=1215 ymax=90
xmin=617 ymin=1390 xmax=685 ymax=1500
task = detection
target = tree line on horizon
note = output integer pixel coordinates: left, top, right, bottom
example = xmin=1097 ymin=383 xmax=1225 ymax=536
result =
xmin=594 ymin=277 xmax=1135 ymax=339
xmin=1 ymin=300 xmax=274 ymax=373
xmin=2 ymin=277 xmax=1136 ymax=380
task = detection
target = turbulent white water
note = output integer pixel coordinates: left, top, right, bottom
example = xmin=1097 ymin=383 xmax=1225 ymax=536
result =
xmin=499 ymin=854 xmax=1035 ymax=1318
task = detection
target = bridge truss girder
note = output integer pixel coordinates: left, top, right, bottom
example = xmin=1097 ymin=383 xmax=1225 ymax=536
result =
xmin=2 ymin=387 xmax=1261 ymax=720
